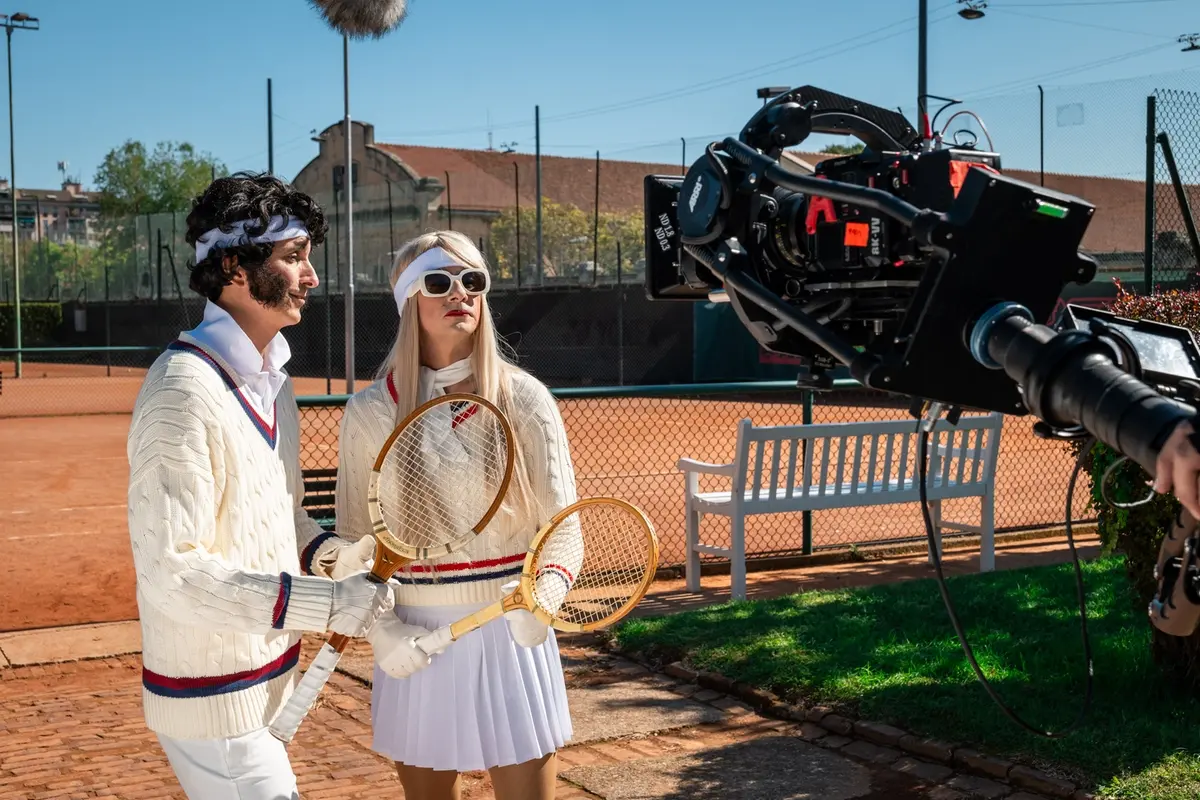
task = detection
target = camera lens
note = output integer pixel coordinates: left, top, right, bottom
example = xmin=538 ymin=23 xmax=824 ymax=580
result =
xmin=764 ymin=189 xmax=809 ymax=270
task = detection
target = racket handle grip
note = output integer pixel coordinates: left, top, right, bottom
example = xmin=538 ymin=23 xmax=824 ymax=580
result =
xmin=269 ymin=642 xmax=342 ymax=743
xmin=414 ymin=625 xmax=453 ymax=657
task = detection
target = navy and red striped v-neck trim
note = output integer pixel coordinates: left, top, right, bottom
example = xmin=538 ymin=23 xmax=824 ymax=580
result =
xmin=385 ymin=371 xmax=477 ymax=427
xmin=168 ymin=340 xmax=278 ymax=449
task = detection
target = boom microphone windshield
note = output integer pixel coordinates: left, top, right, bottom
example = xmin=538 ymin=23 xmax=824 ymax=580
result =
xmin=309 ymin=0 xmax=408 ymax=38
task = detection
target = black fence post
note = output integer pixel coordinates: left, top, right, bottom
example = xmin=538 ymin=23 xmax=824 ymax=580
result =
xmin=616 ymin=240 xmax=624 ymax=386
xmin=802 ymin=389 xmax=813 ymax=555
xmin=1038 ymin=84 xmax=1045 ymax=187
xmin=325 ymin=228 xmax=332 ymax=395
xmin=1145 ymin=93 xmax=1157 ymax=293
xmin=593 ymin=150 xmax=600 ymax=285
xmin=104 ymin=260 xmax=111 ymax=377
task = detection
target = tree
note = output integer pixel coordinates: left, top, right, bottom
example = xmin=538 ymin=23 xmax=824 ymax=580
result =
xmin=25 ymin=240 xmax=97 ymax=299
xmin=94 ymin=140 xmax=227 ymax=217
xmin=489 ymin=199 xmax=644 ymax=283
xmin=91 ymin=140 xmax=228 ymax=299
xmin=820 ymin=143 xmax=865 ymax=155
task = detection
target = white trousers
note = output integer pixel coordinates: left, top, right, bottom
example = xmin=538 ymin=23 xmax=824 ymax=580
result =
xmin=157 ymin=727 xmax=300 ymax=800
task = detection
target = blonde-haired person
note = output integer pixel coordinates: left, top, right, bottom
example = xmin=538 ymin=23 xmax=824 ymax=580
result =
xmin=328 ymin=230 xmax=575 ymax=799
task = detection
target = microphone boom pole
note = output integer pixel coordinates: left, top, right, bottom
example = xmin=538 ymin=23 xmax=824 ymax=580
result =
xmin=308 ymin=0 xmax=410 ymax=393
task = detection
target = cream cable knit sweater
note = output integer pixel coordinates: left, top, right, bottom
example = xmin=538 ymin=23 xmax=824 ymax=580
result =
xmin=127 ymin=335 xmax=341 ymax=740
xmin=335 ymin=368 xmax=578 ymax=607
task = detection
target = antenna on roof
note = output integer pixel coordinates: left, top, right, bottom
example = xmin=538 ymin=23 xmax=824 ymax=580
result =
xmin=487 ymin=109 xmax=493 ymax=151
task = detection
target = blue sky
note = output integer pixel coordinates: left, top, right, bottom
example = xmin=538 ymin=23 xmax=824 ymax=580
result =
xmin=9 ymin=0 xmax=1199 ymax=191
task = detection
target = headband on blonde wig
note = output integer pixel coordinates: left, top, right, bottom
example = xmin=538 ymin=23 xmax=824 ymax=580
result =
xmin=391 ymin=246 xmax=478 ymax=316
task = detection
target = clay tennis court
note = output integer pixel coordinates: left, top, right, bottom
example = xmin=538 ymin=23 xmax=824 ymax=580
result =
xmin=1 ymin=363 xmax=1087 ymax=632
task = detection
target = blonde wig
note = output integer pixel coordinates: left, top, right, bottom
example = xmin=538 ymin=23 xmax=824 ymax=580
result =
xmin=377 ymin=230 xmax=543 ymax=530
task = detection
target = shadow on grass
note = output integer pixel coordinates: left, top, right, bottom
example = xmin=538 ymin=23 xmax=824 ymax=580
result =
xmin=614 ymin=556 xmax=1200 ymax=792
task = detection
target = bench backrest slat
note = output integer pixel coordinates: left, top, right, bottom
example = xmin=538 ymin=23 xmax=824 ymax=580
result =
xmin=818 ymin=436 xmax=832 ymax=497
xmin=751 ymin=433 xmax=766 ymax=500
xmin=850 ymin=432 xmax=864 ymax=496
xmin=785 ymin=437 xmax=800 ymax=500
xmin=867 ymin=432 xmax=880 ymax=492
xmin=769 ymin=438 xmax=784 ymax=501
xmin=882 ymin=432 xmax=896 ymax=491
xmin=834 ymin=435 xmax=848 ymax=493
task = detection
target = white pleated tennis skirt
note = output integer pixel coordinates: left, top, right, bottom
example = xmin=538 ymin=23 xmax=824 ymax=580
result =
xmin=370 ymin=601 xmax=573 ymax=772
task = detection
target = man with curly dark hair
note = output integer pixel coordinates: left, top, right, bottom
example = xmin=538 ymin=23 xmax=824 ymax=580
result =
xmin=126 ymin=172 xmax=392 ymax=799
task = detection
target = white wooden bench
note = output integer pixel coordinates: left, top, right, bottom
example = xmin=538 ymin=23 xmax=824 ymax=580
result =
xmin=677 ymin=412 xmax=1004 ymax=600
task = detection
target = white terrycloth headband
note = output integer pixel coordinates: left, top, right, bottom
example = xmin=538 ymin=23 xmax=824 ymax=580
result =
xmin=194 ymin=215 xmax=310 ymax=263
xmin=392 ymin=246 xmax=471 ymax=315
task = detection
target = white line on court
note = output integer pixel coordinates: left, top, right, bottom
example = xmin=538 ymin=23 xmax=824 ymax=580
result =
xmin=4 ymin=530 xmax=107 ymax=541
xmin=0 ymin=455 xmax=127 ymax=466
xmin=2 ymin=503 xmax=127 ymax=516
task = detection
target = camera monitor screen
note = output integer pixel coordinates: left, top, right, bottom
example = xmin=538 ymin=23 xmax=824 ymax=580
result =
xmin=1058 ymin=304 xmax=1200 ymax=384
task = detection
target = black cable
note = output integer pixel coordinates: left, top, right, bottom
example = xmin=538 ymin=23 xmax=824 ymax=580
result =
xmin=917 ymin=409 xmax=1094 ymax=738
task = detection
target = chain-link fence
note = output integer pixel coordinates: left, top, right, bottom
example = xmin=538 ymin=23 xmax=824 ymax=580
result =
xmin=0 ymin=210 xmax=197 ymax=308
xmin=299 ymin=382 xmax=1090 ymax=570
xmin=1148 ymin=88 xmax=1200 ymax=287
xmin=0 ymin=286 xmax=698 ymax=417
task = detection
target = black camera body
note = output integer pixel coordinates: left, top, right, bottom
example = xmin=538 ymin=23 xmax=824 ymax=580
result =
xmin=645 ymin=86 xmax=1003 ymax=378
xmin=643 ymin=84 xmax=1109 ymax=413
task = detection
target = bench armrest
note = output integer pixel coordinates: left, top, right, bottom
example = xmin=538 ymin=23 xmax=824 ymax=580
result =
xmin=676 ymin=457 xmax=736 ymax=477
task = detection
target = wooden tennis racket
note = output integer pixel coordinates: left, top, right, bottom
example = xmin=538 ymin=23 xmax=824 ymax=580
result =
xmin=414 ymin=497 xmax=659 ymax=656
xmin=270 ymin=392 xmax=515 ymax=743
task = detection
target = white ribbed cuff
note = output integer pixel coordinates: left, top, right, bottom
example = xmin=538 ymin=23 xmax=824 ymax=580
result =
xmin=281 ymin=575 xmax=334 ymax=632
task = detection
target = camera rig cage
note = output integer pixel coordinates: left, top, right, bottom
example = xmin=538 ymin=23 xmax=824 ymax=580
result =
xmin=643 ymin=86 xmax=1198 ymax=429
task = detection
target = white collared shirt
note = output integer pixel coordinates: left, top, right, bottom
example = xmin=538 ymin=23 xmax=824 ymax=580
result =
xmin=183 ymin=301 xmax=291 ymax=420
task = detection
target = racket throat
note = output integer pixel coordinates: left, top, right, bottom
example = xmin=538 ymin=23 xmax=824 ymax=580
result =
xmin=372 ymin=551 xmax=413 ymax=581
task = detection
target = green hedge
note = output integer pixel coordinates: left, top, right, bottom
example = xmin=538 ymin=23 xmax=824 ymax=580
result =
xmin=0 ymin=303 xmax=63 ymax=348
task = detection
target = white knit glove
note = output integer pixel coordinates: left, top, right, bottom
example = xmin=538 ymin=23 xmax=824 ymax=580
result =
xmin=328 ymin=573 xmax=395 ymax=638
xmin=329 ymin=535 xmax=377 ymax=580
xmin=368 ymin=616 xmax=433 ymax=679
xmin=502 ymin=580 xmax=551 ymax=648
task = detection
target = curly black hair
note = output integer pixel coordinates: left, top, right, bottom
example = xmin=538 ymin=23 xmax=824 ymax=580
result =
xmin=185 ymin=171 xmax=330 ymax=302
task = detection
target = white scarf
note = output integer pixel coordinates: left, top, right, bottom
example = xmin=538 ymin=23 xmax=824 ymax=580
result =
xmin=415 ymin=357 xmax=476 ymax=473
xmin=418 ymin=357 xmax=473 ymax=403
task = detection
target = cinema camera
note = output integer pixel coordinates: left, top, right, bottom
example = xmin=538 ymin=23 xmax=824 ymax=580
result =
xmin=644 ymin=85 xmax=1200 ymax=736
xmin=644 ymin=85 xmax=1200 ymax=485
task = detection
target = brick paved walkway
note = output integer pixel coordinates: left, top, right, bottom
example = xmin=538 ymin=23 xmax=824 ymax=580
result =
xmin=0 ymin=636 xmax=1069 ymax=800
xmin=0 ymin=536 xmax=1098 ymax=799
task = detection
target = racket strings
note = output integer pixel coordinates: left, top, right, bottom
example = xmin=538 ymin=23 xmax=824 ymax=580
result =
xmin=376 ymin=403 xmax=511 ymax=559
xmin=532 ymin=502 xmax=655 ymax=628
